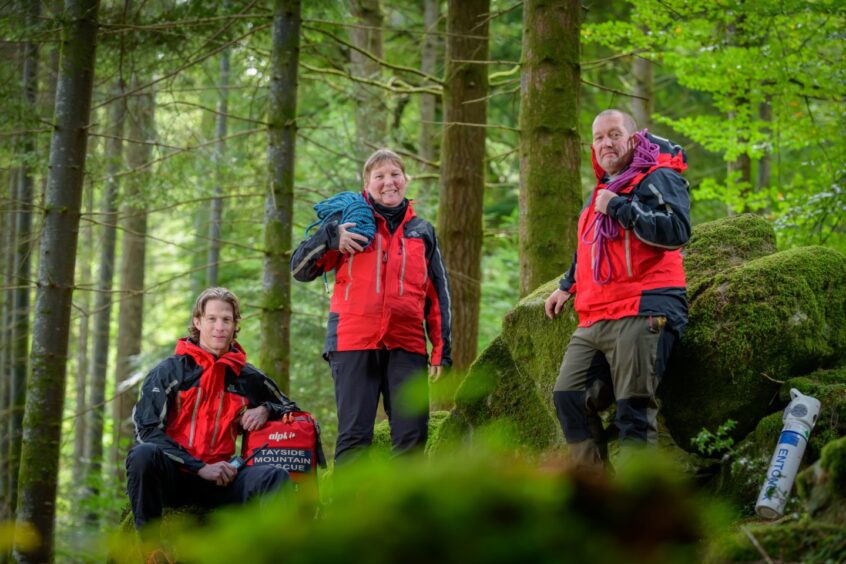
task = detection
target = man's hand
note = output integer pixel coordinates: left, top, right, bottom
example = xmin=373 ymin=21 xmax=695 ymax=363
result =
xmin=544 ymin=288 xmax=572 ymax=320
xmin=429 ymin=365 xmax=443 ymax=382
xmin=594 ymin=189 xmax=618 ymax=215
xmin=198 ymin=461 xmax=237 ymax=486
xmin=240 ymin=405 xmax=269 ymax=431
xmin=337 ymin=222 xmax=369 ymax=255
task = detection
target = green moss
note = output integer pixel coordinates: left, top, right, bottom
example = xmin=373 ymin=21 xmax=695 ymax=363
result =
xmin=662 ymin=246 xmax=846 ymax=444
xmin=684 ymin=213 xmax=777 ymax=298
xmin=708 ymin=519 xmax=846 ymax=563
xmin=454 ymin=336 xmax=559 ymax=450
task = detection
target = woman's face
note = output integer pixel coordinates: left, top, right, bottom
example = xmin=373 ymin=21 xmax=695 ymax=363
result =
xmin=365 ymin=161 xmax=407 ymax=208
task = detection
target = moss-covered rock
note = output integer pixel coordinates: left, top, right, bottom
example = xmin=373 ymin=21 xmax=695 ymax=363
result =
xmin=683 ymin=213 xmax=777 ymax=298
xmin=662 ymin=244 xmax=846 ymax=443
xmin=707 ymin=519 xmax=846 ymax=563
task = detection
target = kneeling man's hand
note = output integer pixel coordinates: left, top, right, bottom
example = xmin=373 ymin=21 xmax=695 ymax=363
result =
xmin=241 ymin=405 xmax=269 ymax=431
xmin=198 ymin=461 xmax=236 ymax=486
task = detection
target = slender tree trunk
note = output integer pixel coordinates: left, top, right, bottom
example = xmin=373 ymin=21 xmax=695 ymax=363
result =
xmin=757 ymin=96 xmax=772 ymax=192
xmin=14 ymin=1 xmax=99 ymax=561
xmin=349 ymin=0 xmax=386 ymax=158
xmin=74 ymin=168 xmax=95 ymax=482
xmin=631 ymin=55 xmax=653 ymax=130
xmin=112 ymin=77 xmax=153 ymax=487
xmin=1 ymin=169 xmax=19 ymax=522
xmin=207 ymin=47 xmax=230 ymax=288
xmin=418 ymin=0 xmax=441 ymax=210
xmin=85 ymin=81 xmax=125 ymax=523
xmin=10 ymin=0 xmax=41 ymax=517
xmin=262 ymin=0 xmax=301 ymax=394
xmin=518 ymin=0 xmax=581 ymax=297
xmin=437 ymin=0 xmax=490 ymax=371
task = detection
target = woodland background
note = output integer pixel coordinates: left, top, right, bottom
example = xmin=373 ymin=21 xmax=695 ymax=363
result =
xmin=0 ymin=0 xmax=843 ymax=561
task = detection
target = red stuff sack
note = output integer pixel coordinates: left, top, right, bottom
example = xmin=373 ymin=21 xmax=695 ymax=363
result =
xmin=243 ymin=411 xmax=325 ymax=482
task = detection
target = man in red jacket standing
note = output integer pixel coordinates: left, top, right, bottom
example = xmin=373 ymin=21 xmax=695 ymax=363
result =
xmin=126 ymin=287 xmax=299 ymax=530
xmin=545 ymin=110 xmax=691 ymax=472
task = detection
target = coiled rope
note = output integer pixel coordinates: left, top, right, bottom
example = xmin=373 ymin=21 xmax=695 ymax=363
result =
xmin=582 ymin=130 xmax=660 ymax=284
xmin=306 ymin=191 xmax=376 ymax=247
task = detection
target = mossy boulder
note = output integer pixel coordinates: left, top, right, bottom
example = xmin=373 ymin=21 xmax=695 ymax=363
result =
xmin=663 ymin=243 xmax=846 ymax=443
xmin=432 ymin=214 xmax=846 ymax=460
xmin=707 ymin=519 xmax=846 ymax=563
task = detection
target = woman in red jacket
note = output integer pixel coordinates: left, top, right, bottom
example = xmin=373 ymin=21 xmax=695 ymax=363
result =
xmin=291 ymin=149 xmax=452 ymax=463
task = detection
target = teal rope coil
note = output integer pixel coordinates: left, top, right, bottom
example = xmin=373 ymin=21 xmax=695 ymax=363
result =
xmin=306 ymin=191 xmax=376 ymax=248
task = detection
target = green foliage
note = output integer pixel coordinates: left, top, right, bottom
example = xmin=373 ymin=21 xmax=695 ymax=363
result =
xmin=691 ymin=419 xmax=737 ymax=458
xmin=105 ymin=445 xmax=727 ymax=564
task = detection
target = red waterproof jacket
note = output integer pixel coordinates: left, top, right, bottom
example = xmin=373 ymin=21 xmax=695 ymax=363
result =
xmin=291 ymin=195 xmax=452 ymax=366
xmin=560 ymin=134 xmax=691 ymax=328
xmin=132 ymin=338 xmax=298 ymax=471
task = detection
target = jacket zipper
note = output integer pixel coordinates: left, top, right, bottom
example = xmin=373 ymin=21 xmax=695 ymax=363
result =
xmin=188 ymin=387 xmax=203 ymax=447
xmin=399 ymin=238 xmax=407 ymax=296
xmin=375 ymin=234 xmax=383 ymax=294
xmin=624 ymin=229 xmax=633 ymax=277
xmin=344 ymin=254 xmax=354 ymax=301
xmin=210 ymin=390 xmax=225 ymax=447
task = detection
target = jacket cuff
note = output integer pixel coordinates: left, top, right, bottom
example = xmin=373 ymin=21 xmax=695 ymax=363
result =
xmin=605 ymin=196 xmax=627 ymax=221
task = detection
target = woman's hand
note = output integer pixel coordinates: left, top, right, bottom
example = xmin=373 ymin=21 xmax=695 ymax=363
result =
xmin=429 ymin=365 xmax=443 ymax=382
xmin=338 ymin=223 xmax=369 ymax=255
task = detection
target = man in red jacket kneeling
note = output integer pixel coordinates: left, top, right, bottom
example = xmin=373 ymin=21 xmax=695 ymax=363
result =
xmin=126 ymin=287 xmax=300 ymax=530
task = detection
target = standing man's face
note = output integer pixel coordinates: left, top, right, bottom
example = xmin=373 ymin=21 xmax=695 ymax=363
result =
xmin=193 ymin=299 xmax=236 ymax=357
xmin=592 ymin=113 xmax=634 ymax=175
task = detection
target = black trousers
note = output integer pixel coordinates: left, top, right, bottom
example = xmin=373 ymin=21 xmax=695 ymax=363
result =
xmin=126 ymin=442 xmax=289 ymax=530
xmin=329 ymin=349 xmax=429 ymax=463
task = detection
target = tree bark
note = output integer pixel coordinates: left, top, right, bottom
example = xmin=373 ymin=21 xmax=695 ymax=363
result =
xmin=1 ymin=169 xmax=19 ymax=522
xmin=757 ymin=96 xmax=772 ymax=192
xmin=9 ymin=0 xmax=41 ymax=517
xmin=349 ymin=0 xmax=386 ymax=158
xmin=84 ymin=80 xmax=125 ymax=524
xmin=207 ymin=46 xmax=230 ymax=288
xmin=111 ymin=77 xmax=153 ymax=485
xmin=631 ymin=55 xmax=653 ymax=130
xmin=518 ymin=0 xmax=581 ymax=297
xmin=418 ymin=0 xmax=441 ymax=210
xmin=74 ymin=165 xmax=96 ymax=482
xmin=437 ymin=0 xmax=490 ymax=371
xmin=14 ymin=1 xmax=99 ymax=561
xmin=261 ymin=0 xmax=301 ymax=394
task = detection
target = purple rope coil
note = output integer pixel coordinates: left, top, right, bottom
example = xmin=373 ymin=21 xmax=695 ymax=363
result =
xmin=583 ymin=130 xmax=660 ymax=285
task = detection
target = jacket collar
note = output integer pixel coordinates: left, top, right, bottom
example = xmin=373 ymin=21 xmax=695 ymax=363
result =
xmin=174 ymin=337 xmax=246 ymax=375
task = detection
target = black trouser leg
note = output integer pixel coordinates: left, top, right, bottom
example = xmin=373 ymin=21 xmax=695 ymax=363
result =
xmin=384 ymin=349 xmax=429 ymax=455
xmin=330 ymin=350 xmax=382 ymax=463
xmin=126 ymin=443 xmax=181 ymax=530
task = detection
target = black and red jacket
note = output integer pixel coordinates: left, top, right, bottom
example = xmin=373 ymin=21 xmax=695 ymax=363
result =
xmin=291 ymin=195 xmax=452 ymax=366
xmin=559 ymin=134 xmax=691 ymax=332
xmin=132 ymin=338 xmax=299 ymax=472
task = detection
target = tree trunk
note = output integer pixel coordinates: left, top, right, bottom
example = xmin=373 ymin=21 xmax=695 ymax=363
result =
xmin=757 ymin=96 xmax=772 ymax=192
xmin=518 ymin=0 xmax=581 ymax=297
xmin=349 ymin=0 xmax=386 ymax=158
xmin=1 ymin=169 xmax=19 ymax=522
xmin=84 ymin=81 xmax=125 ymax=524
xmin=10 ymin=0 xmax=41 ymax=517
xmin=436 ymin=0 xmax=490 ymax=371
xmin=14 ymin=1 xmax=99 ymax=561
xmin=631 ymin=55 xmax=653 ymax=130
xmin=418 ymin=0 xmax=441 ymax=210
xmin=207 ymin=46 xmax=230 ymax=288
xmin=111 ymin=77 xmax=153 ymax=486
xmin=261 ymin=0 xmax=301 ymax=394
xmin=74 ymin=167 xmax=95 ymax=481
